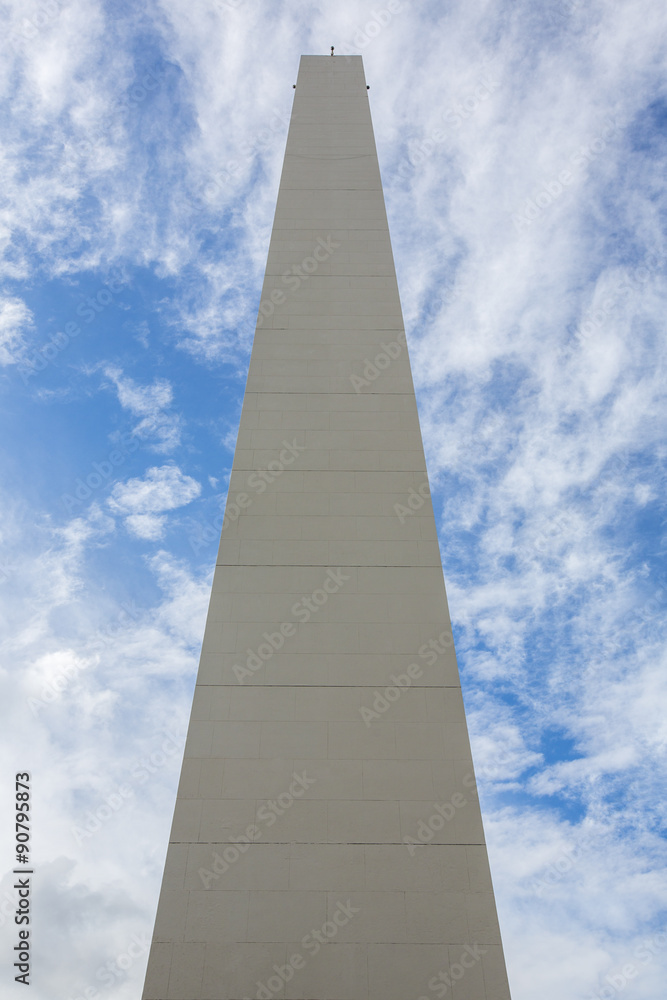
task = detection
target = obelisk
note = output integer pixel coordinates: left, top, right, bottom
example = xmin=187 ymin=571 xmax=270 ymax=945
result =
xmin=142 ymin=54 xmax=512 ymax=1000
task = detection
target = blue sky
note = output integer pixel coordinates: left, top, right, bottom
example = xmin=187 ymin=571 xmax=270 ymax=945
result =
xmin=1 ymin=1 xmax=666 ymax=998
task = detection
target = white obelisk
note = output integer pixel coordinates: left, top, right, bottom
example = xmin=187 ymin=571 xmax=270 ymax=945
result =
xmin=142 ymin=54 xmax=512 ymax=1000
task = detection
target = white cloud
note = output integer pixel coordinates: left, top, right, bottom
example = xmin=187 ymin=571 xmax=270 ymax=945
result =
xmin=0 ymin=296 xmax=33 ymax=364
xmin=104 ymin=364 xmax=172 ymax=414
xmin=103 ymin=366 xmax=182 ymax=452
xmin=107 ymin=465 xmax=201 ymax=537
xmin=123 ymin=512 xmax=167 ymax=540
xmin=0 ymin=494 xmax=210 ymax=999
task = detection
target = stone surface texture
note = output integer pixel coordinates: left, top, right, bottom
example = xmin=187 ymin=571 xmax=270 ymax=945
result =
xmin=142 ymin=54 xmax=512 ymax=1000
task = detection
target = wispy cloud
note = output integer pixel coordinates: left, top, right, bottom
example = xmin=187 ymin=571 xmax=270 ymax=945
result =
xmin=0 ymin=296 xmax=32 ymax=364
xmin=103 ymin=365 xmax=183 ymax=452
xmin=107 ymin=464 xmax=201 ymax=539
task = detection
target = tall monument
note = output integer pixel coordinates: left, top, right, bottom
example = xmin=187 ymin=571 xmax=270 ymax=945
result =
xmin=142 ymin=54 xmax=512 ymax=1000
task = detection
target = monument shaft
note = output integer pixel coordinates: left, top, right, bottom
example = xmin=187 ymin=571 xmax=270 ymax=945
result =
xmin=143 ymin=54 xmax=512 ymax=1000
